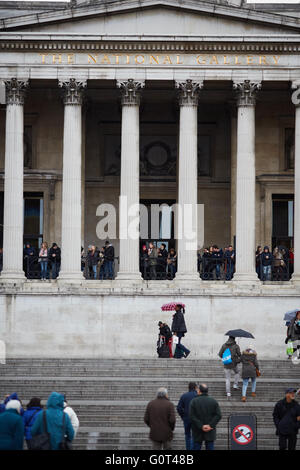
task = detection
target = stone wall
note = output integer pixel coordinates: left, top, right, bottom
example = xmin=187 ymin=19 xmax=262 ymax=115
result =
xmin=0 ymin=287 xmax=297 ymax=359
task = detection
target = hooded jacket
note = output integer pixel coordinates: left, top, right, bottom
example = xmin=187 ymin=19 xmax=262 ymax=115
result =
xmin=218 ymin=338 xmax=241 ymax=370
xmin=0 ymin=393 xmax=24 ymax=415
xmin=23 ymin=406 xmax=43 ymax=441
xmin=31 ymin=392 xmax=74 ymax=450
xmin=261 ymin=248 xmax=273 ymax=266
xmin=0 ymin=407 xmax=24 ymax=450
xmin=241 ymin=349 xmax=259 ymax=379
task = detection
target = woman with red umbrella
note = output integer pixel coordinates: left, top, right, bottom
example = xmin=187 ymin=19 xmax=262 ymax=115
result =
xmin=171 ymin=304 xmax=190 ymax=358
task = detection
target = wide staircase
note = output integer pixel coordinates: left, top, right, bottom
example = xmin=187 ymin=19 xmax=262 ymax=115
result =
xmin=0 ymin=358 xmax=299 ymax=450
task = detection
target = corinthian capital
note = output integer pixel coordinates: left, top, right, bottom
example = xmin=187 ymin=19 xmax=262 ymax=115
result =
xmin=117 ymin=79 xmax=145 ymax=106
xmin=175 ymin=79 xmax=203 ymax=106
xmin=59 ymin=78 xmax=87 ymax=105
xmin=233 ymin=80 xmax=261 ymax=107
xmin=4 ymin=78 xmax=29 ymax=105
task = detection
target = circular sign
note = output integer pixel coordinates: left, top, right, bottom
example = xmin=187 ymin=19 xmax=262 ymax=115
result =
xmin=232 ymin=424 xmax=254 ymax=446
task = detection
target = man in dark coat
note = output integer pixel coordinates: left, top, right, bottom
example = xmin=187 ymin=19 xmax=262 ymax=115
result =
xmin=177 ymin=382 xmax=199 ymax=450
xmin=273 ymin=388 xmax=300 ymax=450
xmin=189 ymin=384 xmax=222 ymax=450
xmin=144 ymin=387 xmax=176 ymax=450
xmin=219 ymin=336 xmax=241 ymax=397
xmin=104 ymin=240 xmax=115 ymax=279
xmin=48 ymin=242 xmax=61 ymax=279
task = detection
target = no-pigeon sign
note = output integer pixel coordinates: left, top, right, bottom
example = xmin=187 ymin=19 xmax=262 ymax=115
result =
xmin=229 ymin=415 xmax=257 ymax=450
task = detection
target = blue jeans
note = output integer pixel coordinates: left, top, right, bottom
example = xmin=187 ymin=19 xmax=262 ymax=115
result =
xmin=262 ymin=265 xmax=271 ymax=281
xmin=104 ymin=260 xmax=114 ymax=279
xmin=40 ymin=260 xmax=48 ymax=279
xmin=92 ymin=265 xmax=97 ymax=279
xmin=51 ymin=261 xmax=60 ymax=279
xmin=242 ymin=377 xmax=256 ymax=397
xmin=183 ymin=420 xmax=194 ymax=450
xmin=194 ymin=441 xmax=214 ymax=450
xmin=176 ymin=333 xmax=190 ymax=358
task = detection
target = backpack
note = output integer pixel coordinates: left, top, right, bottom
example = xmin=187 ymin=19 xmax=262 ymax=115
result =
xmin=222 ymin=347 xmax=232 ymax=365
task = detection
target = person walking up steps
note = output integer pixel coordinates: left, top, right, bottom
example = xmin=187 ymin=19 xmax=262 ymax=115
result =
xmin=218 ymin=336 xmax=241 ymax=397
xmin=240 ymin=346 xmax=260 ymax=402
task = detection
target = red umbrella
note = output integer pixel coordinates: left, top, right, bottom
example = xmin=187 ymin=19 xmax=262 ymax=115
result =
xmin=161 ymin=302 xmax=185 ymax=311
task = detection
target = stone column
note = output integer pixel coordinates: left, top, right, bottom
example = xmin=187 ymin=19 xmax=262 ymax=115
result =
xmin=1 ymin=78 xmax=28 ymax=282
xmin=233 ymin=80 xmax=261 ymax=283
xmin=116 ymin=79 xmax=144 ymax=281
xmin=291 ymin=83 xmax=300 ymax=283
xmin=58 ymin=78 xmax=86 ymax=281
xmin=175 ymin=79 xmax=203 ymax=282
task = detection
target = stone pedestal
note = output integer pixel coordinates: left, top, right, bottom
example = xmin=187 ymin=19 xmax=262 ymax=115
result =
xmin=175 ymin=80 xmax=202 ymax=282
xmin=58 ymin=79 xmax=86 ymax=282
xmin=232 ymin=80 xmax=261 ymax=284
xmin=116 ymin=79 xmax=144 ymax=282
xmin=1 ymin=79 xmax=28 ymax=283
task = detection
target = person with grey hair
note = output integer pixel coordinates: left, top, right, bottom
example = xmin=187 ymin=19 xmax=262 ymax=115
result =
xmin=0 ymin=400 xmax=24 ymax=450
xmin=144 ymin=387 xmax=176 ymax=450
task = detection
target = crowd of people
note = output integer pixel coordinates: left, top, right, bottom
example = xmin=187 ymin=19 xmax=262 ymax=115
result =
xmin=0 ymin=240 xmax=295 ymax=282
xmin=0 ymin=391 xmax=79 ymax=450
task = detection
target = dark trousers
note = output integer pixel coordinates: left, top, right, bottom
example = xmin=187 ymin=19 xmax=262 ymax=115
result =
xmin=279 ymin=433 xmax=297 ymax=450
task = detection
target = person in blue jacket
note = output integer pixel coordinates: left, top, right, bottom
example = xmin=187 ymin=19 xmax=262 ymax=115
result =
xmin=176 ymin=382 xmax=199 ymax=450
xmin=0 ymin=392 xmax=24 ymax=415
xmin=0 ymin=399 xmax=24 ymax=450
xmin=23 ymin=397 xmax=43 ymax=449
xmin=31 ymin=392 xmax=74 ymax=450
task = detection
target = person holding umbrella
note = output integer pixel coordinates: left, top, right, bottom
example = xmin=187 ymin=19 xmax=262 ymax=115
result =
xmin=285 ymin=310 xmax=300 ymax=363
xmin=218 ymin=330 xmax=254 ymax=398
xmin=171 ymin=304 xmax=190 ymax=359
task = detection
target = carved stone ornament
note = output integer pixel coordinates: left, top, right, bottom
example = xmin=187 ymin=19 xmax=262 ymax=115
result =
xmin=116 ymin=79 xmax=145 ymax=106
xmin=4 ymin=78 xmax=29 ymax=106
xmin=175 ymin=79 xmax=203 ymax=106
xmin=59 ymin=78 xmax=87 ymax=105
xmin=233 ymin=80 xmax=261 ymax=107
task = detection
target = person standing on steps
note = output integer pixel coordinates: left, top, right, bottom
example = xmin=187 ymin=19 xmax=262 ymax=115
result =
xmin=218 ymin=336 xmax=241 ymax=397
xmin=171 ymin=304 xmax=190 ymax=358
xmin=189 ymin=383 xmax=222 ymax=451
xmin=273 ymin=388 xmax=300 ymax=451
xmin=286 ymin=311 xmax=300 ymax=363
xmin=144 ymin=387 xmax=176 ymax=450
xmin=177 ymin=382 xmax=199 ymax=450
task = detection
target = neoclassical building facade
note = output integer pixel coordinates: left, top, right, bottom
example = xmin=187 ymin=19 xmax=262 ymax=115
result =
xmin=0 ymin=0 xmax=300 ymax=359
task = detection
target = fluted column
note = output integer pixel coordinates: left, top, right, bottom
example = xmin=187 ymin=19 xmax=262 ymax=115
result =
xmin=291 ymin=82 xmax=300 ymax=283
xmin=116 ymin=79 xmax=144 ymax=281
xmin=1 ymin=78 xmax=28 ymax=281
xmin=233 ymin=80 xmax=261 ymax=283
xmin=58 ymin=78 xmax=86 ymax=281
xmin=175 ymin=79 xmax=203 ymax=281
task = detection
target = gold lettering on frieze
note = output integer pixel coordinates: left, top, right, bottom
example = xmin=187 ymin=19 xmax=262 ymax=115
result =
xmin=37 ymin=52 xmax=282 ymax=66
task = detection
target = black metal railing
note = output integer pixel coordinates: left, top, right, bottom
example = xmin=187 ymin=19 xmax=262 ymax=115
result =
xmin=199 ymin=257 xmax=235 ymax=281
xmin=141 ymin=258 xmax=177 ymax=280
xmin=82 ymin=256 xmax=119 ymax=280
xmin=257 ymin=258 xmax=292 ymax=281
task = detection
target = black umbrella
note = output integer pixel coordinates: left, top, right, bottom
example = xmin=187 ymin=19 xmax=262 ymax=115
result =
xmin=225 ymin=329 xmax=255 ymax=339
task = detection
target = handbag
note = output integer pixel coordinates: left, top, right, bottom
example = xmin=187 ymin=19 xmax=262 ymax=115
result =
xmin=30 ymin=411 xmax=51 ymax=450
xmin=59 ymin=412 xmax=73 ymax=450
xmin=255 ymin=368 xmax=261 ymax=377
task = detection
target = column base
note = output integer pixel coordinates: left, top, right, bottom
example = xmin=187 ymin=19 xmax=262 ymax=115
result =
xmin=232 ymin=272 xmax=260 ymax=285
xmin=57 ymin=271 xmax=84 ymax=284
xmin=0 ymin=271 xmax=26 ymax=283
xmin=291 ymin=273 xmax=300 ymax=286
xmin=115 ymin=271 xmax=143 ymax=282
